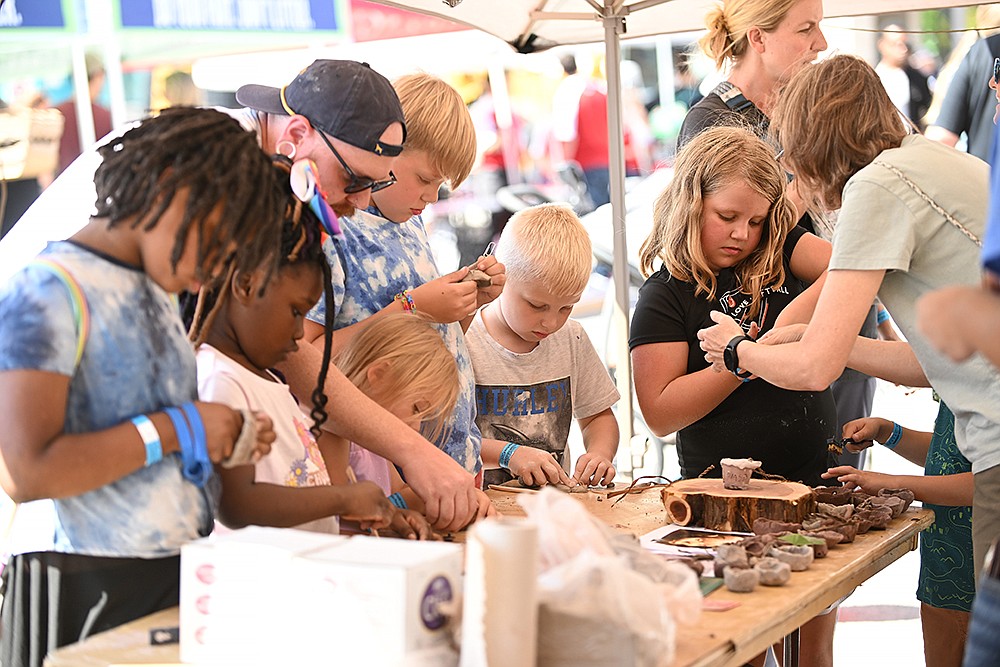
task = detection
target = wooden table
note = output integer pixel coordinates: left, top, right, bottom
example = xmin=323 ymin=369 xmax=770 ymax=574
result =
xmin=44 ymin=487 xmax=933 ymax=667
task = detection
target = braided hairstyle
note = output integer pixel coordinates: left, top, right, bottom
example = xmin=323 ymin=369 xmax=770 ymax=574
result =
xmin=187 ymin=156 xmax=335 ymax=438
xmin=93 ymin=107 xmax=283 ymax=284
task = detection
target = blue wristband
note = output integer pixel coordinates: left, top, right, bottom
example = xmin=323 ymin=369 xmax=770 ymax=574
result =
xmin=499 ymin=442 xmax=520 ymax=470
xmin=165 ymin=406 xmax=191 ymax=460
xmin=883 ymin=422 xmax=903 ymax=450
xmin=131 ymin=415 xmax=162 ymax=467
xmin=388 ymin=492 xmax=408 ymax=510
xmin=877 ymin=308 xmax=890 ymax=325
xmin=180 ymin=402 xmax=212 ymax=487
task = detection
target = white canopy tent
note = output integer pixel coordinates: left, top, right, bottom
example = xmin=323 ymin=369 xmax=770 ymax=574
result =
xmin=372 ymin=0 xmax=994 ymax=470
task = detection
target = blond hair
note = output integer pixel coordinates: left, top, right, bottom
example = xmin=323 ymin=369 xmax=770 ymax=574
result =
xmin=495 ymin=203 xmax=593 ymax=297
xmin=772 ymin=54 xmax=906 ymax=210
xmin=699 ymin=0 xmax=801 ymax=69
xmin=335 ymin=313 xmax=459 ymax=444
xmin=639 ymin=126 xmax=794 ymax=321
xmin=393 ymin=73 xmax=476 ymax=188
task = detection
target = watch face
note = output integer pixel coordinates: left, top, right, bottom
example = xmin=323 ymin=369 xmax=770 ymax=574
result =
xmin=724 ymin=342 xmax=737 ymax=372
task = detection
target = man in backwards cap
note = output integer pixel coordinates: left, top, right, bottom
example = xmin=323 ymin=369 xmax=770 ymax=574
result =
xmin=233 ymin=60 xmax=478 ymax=531
xmin=233 ymin=60 xmax=403 ymax=218
xmin=1 ymin=60 xmax=479 ymax=531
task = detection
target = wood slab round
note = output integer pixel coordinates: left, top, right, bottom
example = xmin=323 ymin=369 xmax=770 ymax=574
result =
xmin=661 ymin=478 xmax=816 ymax=532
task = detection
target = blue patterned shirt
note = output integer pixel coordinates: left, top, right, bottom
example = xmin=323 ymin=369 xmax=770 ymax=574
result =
xmin=307 ymin=208 xmax=481 ymax=474
xmin=0 ymin=241 xmax=213 ymax=557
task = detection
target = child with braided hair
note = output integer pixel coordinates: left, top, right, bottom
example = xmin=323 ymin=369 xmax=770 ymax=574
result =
xmin=0 ymin=107 xmax=281 ymax=667
xmin=193 ymin=157 xmax=428 ymax=539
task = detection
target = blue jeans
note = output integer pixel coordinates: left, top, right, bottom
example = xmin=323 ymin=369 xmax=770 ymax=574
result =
xmin=582 ymin=167 xmax=610 ymax=208
xmin=963 ymin=574 xmax=1000 ymax=666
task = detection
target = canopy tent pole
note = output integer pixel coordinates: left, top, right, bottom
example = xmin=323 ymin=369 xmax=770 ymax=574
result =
xmin=602 ymin=4 xmax=635 ymax=476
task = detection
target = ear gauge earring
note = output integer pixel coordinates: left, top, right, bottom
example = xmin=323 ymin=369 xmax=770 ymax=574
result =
xmin=276 ymin=140 xmax=297 ymax=160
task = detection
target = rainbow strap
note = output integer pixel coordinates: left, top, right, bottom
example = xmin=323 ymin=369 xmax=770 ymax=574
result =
xmin=30 ymin=258 xmax=90 ymax=369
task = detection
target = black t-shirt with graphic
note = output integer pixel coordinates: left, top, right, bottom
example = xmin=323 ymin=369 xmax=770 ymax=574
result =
xmin=629 ymin=226 xmax=837 ymax=485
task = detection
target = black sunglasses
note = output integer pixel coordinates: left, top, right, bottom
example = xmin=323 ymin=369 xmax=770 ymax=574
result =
xmin=315 ymin=131 xmax=396 ymax=194
xmin=994 ymin=57 xmax=1000 ymax=86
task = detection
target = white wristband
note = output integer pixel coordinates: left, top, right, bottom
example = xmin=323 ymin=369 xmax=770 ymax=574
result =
xmin=132 ymin=415 xmax=162 ymax=467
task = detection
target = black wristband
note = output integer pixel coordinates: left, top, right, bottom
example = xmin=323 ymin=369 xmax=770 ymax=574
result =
xmin=723 ymin=335 xmax=753 ymax=379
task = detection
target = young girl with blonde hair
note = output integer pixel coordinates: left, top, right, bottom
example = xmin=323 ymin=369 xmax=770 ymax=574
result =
xmin=327 ymin=313 xmax=496 ymax=523
xmin=630 ymin=125 xmax=837 ymax=667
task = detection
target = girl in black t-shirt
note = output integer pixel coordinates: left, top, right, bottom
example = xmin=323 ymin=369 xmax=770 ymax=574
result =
xmin=630 ymin=126 xmax=836 ymax=486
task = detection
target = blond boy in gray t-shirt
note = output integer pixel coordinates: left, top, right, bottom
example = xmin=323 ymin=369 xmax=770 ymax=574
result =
xmin=466 ymin=204 xmax=620 ymax=488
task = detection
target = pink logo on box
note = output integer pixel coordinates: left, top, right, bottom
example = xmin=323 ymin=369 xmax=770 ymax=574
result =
xmin=420 ymin=576 xmax=452 ymax=630
xmin=195 ymin=563 xmax=215 ymax=585
xmin=195 ymin=595 xmax=211 ymax=615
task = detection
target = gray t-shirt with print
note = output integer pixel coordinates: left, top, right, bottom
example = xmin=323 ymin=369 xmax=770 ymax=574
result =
xmin=466 ymin=316 xmax=619 ymax=486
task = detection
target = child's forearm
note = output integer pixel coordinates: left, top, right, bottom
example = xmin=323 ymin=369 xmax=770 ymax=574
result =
xmin=886 ymin=472 xmax=973 ymax=507
xmin=218 ymin=475 xmax=355 ymax=529
xmin=579 ymin=409 xmax=619 ymax=461
xmin=480 ymin=438 xmax=507 ymax=469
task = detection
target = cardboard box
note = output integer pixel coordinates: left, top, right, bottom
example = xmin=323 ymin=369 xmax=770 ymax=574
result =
xmin=180 ymin=528 xmax=462 ymax=665
xmin=180 ymin=526 xmax=345 ymax=665
xmin=294 ymin=536 xmax=463 ymax=664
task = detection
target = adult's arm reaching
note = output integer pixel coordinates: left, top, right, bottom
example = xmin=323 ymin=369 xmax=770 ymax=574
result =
xmin=698 ymin=269 xmax=885 ymax=391
xmin=277 ymin=342 xmax=476 ymax=532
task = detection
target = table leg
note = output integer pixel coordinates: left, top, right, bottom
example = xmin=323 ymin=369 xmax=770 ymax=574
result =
xmin=783 ymin=627 xmax=800 ymax=667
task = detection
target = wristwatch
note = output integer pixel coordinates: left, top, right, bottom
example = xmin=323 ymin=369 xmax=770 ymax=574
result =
xmin=723 ymin=335 xmax=754 ymax=379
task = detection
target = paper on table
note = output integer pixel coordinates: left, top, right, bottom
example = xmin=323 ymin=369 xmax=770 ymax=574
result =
xmin=639 ymin=524 xmax=751 ymax=559
xmin=460 ymin=518 xmax=538 ymax=667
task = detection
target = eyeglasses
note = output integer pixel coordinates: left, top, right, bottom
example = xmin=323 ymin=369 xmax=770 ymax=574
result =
xmin=315 ymin=130 xmax=396 ymax=195
xmin=993 ymin=57 xmax=1000 ymax=86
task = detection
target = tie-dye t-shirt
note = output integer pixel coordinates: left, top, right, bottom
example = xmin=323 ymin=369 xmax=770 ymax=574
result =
xmin=0 ymin=241 xmax=212 ymax=557
xmin=307 ymin=208 xmax=481 ymax=474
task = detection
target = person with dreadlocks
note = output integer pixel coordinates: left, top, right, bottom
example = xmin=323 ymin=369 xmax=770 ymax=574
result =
xmin=193 ymin=157 xmax=430 ymax=539
xmin=0 ymin=107 xmax=281 ymax=667
xmin=2 ymin=58 xmax=480 ymax=532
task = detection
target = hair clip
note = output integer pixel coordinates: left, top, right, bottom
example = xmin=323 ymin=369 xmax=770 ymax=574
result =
xmin=290 ymin=158 xmax=341 ymax=238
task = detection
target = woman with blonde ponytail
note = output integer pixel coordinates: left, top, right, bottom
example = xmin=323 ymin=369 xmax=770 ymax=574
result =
xmin=680 ymin=0 xmax=827 ymax=148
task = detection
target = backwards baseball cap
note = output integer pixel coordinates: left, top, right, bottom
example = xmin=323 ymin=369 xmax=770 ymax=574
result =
xmin=236 ymin=60 xmax=406 ymax=157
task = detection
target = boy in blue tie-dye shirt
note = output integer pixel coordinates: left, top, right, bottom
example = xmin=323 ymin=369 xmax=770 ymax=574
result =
xmin=305 ymin=74 xmax=504 ymax=505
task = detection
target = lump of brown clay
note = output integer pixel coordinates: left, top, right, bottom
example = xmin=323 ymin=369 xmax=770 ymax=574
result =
xmin=463 ymin=269 xmax=492 ymax=288
xmin=801 ymin=530 xmax=844 ymax=549
xmin=817 ymin=502 xmax=854 ymax=520
xmin=753 ymin=518 xmax=802 ymax=535
xmin=755 ymin=557 xmax=792 ymax=586
xmin=855 ymin=505 xmax=893 ymax=530
xmin=769 ymin=544 xmax=814 ymax=571
xmin=738 ymin=533 xmax=778 ymax=558
xmin=878 ymin=488 xmax=915 ymax=513
xmin=715 ymin=544 xmax=750 ymax=569
xmin=724 ymin=566 xmax=760 ymax=593
xmin=850 ymin=490 xmax=874 ymax=506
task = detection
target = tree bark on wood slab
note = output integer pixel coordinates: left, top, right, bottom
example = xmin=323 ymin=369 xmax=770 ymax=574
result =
xmin=662 ymin=478 xmax=816 ymax=532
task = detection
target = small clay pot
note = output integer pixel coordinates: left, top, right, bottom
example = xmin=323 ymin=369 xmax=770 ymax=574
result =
xmin=868 ymin=495 xmax=905 ymax=519
xmin=878 ymin=488 xmax=916 ymax=513
xmin=720 ymin=458 xmax=761 ymax=490
xmin=715 ymin=544 xmax=750 ymax=569
xmin=813 ymin=485 xmax=854 ymax=506
xmin=755 ymin=557 xmax=792 ymax=586
xmin=801 ymin=530 xmax=844 ymax=548
xmin=724 ymin=566 xmax=760 ymax=593
xmin=769 ymin=544 xmax=814 ymax=571
xmin=856 ymin=506 xmax=893 ymax=530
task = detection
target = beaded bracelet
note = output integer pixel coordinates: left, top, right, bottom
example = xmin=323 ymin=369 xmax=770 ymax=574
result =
xmin=499 ymin=442 xmax=521 ymax=470
xmin=395 ymin=289 xmax=416 ymax=314
xmin=883 ymin=422 xmax=903 ymax=450
xmin=388 ymin=492 xmax=408 ymax=510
